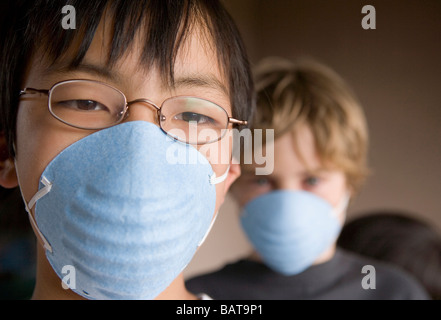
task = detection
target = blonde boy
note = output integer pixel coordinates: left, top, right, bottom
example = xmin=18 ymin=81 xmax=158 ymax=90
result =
xmin=186 ymin=57 xmax=429 ymax=300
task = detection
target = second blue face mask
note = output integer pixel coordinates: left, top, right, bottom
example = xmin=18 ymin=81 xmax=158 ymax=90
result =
xmin=20 ymin=121 xmax=228 ymax=300
xmin=240 ymin=190 xmax=348 ymax=276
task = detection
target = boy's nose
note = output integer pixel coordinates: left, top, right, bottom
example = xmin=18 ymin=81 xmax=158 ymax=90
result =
xmin=276 ymin=178 xmax=303 ymax=192
xmin=123 ymin=101 xmax=160 ymax=126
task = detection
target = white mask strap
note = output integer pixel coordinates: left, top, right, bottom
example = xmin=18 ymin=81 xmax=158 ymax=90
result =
xmin=202 ymin=166 xmax=229 ymax=245
xmin=332 ymin=193 xmax=351 ymax=218
xmin=26 ymin=176 xmax=52 ymax=212
xmin=15 ymin=160 xmax=53 ymax=253
xmin=26 ymin=176 xmax=53 ymax=253
xmin=209 ymin=165 xmax=230 ymax=185
xmin=198 ymin=211 xmax=219 ymax=247
xmin=178 ymin=211 xmax=220 ymax=275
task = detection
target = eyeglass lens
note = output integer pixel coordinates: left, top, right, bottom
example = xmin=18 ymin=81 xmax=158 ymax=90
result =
xmin=48 ymin=80 xmax=229 ymax=144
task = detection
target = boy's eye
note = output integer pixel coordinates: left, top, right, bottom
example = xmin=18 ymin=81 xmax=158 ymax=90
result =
xmin=304 ymin=176 xmax=320 ymax=187
xmin=255 ymin=177 xmax=270 ymax=186
xmin=174 ymin=112 xmax=216 ymax=125
xmin=56 ymin=100 xmax=110 ymax=112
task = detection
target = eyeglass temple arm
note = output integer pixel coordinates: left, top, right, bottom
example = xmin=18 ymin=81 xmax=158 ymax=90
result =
xmin=228 ymin=117 xmax=248 ymax=126
xmin=19 ymin=88 xmax=50 ymax=96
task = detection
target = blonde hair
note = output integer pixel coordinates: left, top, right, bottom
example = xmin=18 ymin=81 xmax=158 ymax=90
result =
xmin=253 ymin=57 xmax=369 ymax=193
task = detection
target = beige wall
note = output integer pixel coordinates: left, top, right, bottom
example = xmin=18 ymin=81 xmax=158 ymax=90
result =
xmin=184 ymin=0 xmax=441 ymax=279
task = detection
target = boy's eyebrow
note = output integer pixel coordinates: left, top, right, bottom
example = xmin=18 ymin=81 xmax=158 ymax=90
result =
xmin=302 ymin=167 xmax=330 ymax=176
xmin=172 ymin=74 xmax=229 ymax=97
xmin=45 ymin=63 xmax=229 ymax=97
xmin=46 ymin=62 xmax=123 ymax=83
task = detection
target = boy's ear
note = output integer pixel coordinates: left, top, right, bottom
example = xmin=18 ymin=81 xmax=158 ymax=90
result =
xmin=0 ymin=132 xmax=18 ymax=188
xmin=223 ymin=162 xmax=241 ymax=193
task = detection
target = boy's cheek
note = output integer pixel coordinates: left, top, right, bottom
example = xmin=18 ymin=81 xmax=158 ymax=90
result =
xmin=231 ymin=186 xmax=262 ymax=208
xmin=15 ymin=104 xmax=91 ymax=204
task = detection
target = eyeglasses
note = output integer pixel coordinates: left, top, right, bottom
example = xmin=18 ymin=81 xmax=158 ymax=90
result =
xmin=19 ymin=79 xmax=247 ymax=145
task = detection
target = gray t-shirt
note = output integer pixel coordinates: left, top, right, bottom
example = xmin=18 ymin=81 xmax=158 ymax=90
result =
xmin=186 ymin=249 xmax=429 ymax=300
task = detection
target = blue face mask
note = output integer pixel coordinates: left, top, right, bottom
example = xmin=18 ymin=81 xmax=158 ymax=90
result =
xmin=240 ymin=190 xmax=349 ymax=276
xmin=18 ymin=121 xmax=228 ymax=300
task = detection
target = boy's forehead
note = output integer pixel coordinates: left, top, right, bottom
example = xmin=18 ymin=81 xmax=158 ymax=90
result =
xmin=35 ymin=8 xmax=229 ymax=99
xmin=240 ymin=126 xmax=329 ymax=178
xmin=40 ymin=52 xmax=229 ymax=99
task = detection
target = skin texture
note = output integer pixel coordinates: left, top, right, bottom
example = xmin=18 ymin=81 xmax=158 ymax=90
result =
xmin=0 ymin=18 xmax=241 ymax=299
xmin=231 ymin=124 xmax=351 ymax=265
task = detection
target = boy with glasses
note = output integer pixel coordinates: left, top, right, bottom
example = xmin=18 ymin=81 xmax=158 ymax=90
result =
xmin=0 ymin=0 xmax=254 ymax=300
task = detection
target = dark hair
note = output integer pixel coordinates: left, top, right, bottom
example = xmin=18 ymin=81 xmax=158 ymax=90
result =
xmin=0 ymin=0 xmax=255 ymax=156
xmin=338 ymin=211 xmax=441 ymax=300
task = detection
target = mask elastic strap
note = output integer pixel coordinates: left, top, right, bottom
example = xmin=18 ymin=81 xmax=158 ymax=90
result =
xmin=26 ymin=176 xmax=53 ymax=253
xmin=179 ymin=210 xmax=220 ymax=274
xmin=200 ymin=166 xmax=229 ymax=245
xmin=26 ymin=176 xmax=52 ymax=211
xmin=332 ymin=193 xmax=350 ymax=219
xmin=14 ymin=159 xmax=53 ymax=253
xmin=198 ymin=211 xmax=219 ymax=247
xmin=209 ymin=165 xmax=230 ymax=185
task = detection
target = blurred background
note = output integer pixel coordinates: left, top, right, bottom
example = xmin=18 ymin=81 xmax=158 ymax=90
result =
xmin=184 ymin=0 xmax=441 ymax=279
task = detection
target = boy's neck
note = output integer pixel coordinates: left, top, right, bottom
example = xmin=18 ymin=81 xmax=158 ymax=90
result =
xmin=247 ymin=243 xmax=337 ymax=268
xmin=154 ymin=274 xmax=199 ymax=300
xmin=313 ymin=244 xmax=337 ymax=265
